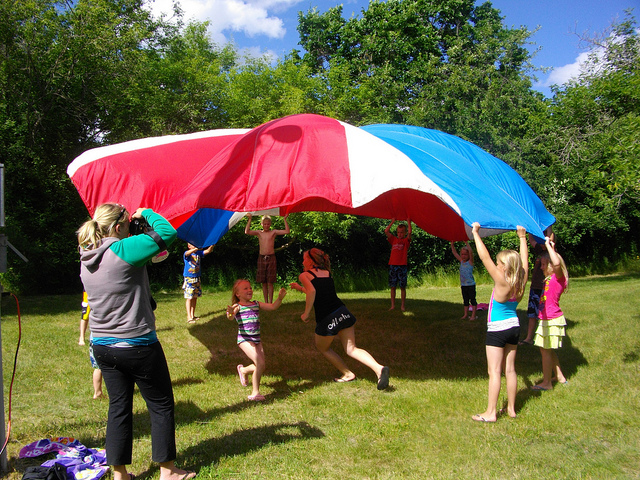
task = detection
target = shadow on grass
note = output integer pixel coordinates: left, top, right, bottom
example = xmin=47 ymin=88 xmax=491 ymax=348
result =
xmin=130 ymin=421 xmax=324 ymax=478
xmin=186 ymin=298 xmax=589 ymax=393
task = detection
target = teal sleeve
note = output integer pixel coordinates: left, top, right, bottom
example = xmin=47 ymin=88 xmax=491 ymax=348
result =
xmin=110 ymin=209 xmax=177 ymax=267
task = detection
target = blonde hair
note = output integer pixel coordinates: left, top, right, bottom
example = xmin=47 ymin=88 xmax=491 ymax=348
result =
xmin=540 ymin=252 xmax=569 ymax=288
xmin=230 ymin=279 xmax=251 ymax=304
xmin=77 ymin=203 xmax=127 ymax=249
xmin=306 ymin=248 xmax=331 ymax=272
xmin=496 ymin=249 xmax=526 ymax=299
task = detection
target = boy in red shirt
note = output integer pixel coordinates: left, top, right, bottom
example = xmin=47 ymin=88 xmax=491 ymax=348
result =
xmin=385 ymin=219 xmax=412 ymax=311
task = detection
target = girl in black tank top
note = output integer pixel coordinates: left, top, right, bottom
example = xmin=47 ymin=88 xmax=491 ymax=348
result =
xmin=290 ymin=248 xmax=390 ymax=390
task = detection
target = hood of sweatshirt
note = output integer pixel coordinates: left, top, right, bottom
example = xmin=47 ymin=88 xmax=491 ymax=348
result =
xmin=80 ymin=237 xmax=119 ymax=272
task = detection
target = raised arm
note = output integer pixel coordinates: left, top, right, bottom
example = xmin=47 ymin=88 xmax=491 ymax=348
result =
xmin=385 ymin=219 xmax=395 ymax=239
xmin=273 ymin=215 xmax=290 ymax=235
xmin=471 ymin=222 xmax=503 ymax=285
xmin=406 ymin=218 xmax=412 ymax=241
xmin=450 ymin=241 xmax=462 ymax=261
xmin=545 ymin=237 xmax=564 ymax=281
xmin=466 ymin=241 xmax=474 ymax=266
xmin=517 ymin=226 xmax=529 ymax=284
xmin=245 ymin=213 xmax=258 ymax=236
xmin=203 ymin=244 xmax=215 ymax=256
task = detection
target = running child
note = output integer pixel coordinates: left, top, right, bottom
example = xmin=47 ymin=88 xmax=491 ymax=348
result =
xmin=290 ymin=248 xmax=390 ymax=390
xmin=226 ymin=279 xmax=286 ymax=401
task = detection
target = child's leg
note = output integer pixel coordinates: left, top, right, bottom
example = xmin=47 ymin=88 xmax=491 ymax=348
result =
xmin=469 ymin=286 xmax=478 ymax=320
xmin=79 ymin=319 xmax=88 ymax=345
xmin=315 ymin=334 xmax=354 ymax=379
xmin=461 ymin=305 xmax=469 ymax=319
xmin=93 ymin=368 xmax=104 ymax=399
xmin=266 ymin=283 xmax=274 ymax=304
xmin=523 ymin=317 xmax=536 ymax=343
xmin=551 ymin=350 xmax=567 ymax=383
xmin=185 ymin=297 xmax=196 ymax=322
xmin=389 ymin=287 xmax=396 ymax=310
xmin=239 ymin=341 xmax=265 ymax=397
xmin=400 ymin=287 xmax=406 ymax=311
xmin=536 ymin=348 xmax=554 ymax=389
xmin=503 ymin=344 xmax=518 ymax=418
xmin=261 ymin=283 xmax=269 ymax=303
xmin=192 ymin=297 xmax=198 ymax=318
xmin=337 ymin=326 xmax=383 ymax=379
xmin=474 ymin=346 xmax=504 ymax=422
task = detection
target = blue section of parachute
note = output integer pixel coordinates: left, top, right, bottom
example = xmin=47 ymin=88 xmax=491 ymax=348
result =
xmin=361 ymin=124 xmax=555 ymax=240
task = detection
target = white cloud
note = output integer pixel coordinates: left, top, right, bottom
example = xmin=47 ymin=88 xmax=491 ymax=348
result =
xmin=145 ymin=0 xmax=301 ymax=44
xmin=541 ymin=51 xmax=590 ymax=87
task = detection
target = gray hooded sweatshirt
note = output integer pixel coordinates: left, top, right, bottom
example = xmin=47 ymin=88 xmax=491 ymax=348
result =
xmin=79 ymin=209 xmax=177 ymax=339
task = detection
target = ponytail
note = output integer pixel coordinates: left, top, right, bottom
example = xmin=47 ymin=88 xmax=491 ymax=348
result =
xmin=77 ymin=203 xmax=127 ymax=249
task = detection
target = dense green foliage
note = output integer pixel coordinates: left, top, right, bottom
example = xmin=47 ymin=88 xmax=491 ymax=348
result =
xmin=0 ymin=0 xmax=638 ymax=294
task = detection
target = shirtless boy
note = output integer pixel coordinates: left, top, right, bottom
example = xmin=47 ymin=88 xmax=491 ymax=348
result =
xmin=245 ymin=214 xmax=290 ymax=302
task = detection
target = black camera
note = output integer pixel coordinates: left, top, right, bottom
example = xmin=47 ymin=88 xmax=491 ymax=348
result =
xmin=129 ymin=217 xmax=150 ymax=236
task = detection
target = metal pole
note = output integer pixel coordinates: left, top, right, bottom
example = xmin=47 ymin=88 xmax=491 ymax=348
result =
xmin=0 ymin=164 xmax=8 ymax=472
xmin=0 ymin=283 xmax=8 ymax=473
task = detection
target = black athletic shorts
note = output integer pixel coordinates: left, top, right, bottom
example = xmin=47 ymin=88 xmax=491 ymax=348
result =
xmin=315 ymin=305 xmax=357 ymax=336
xmin=485 ymin=326 xmax=520 ymax=348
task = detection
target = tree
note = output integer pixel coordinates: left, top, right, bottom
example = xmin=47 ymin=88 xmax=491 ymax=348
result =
xmin=0 ymin=0 xmax=238 ymax=293
xmin=516 ymin=12 xmax=640 ymax=264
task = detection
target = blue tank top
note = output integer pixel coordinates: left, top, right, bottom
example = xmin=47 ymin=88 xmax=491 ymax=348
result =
xmin=487 ymin=290 xmax=520 ymax=332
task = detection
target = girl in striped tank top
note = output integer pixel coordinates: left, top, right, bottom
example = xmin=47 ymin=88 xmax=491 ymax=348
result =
xmin=226 ymin=279 xmax=286 ymax=401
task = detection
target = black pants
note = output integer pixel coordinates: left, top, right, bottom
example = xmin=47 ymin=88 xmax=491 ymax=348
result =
xmin=93 ymin=342 xmax=176 ymax=465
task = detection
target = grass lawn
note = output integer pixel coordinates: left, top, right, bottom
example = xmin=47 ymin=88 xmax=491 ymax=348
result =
xmin=1 ymin=272 xmax=639 ymax=479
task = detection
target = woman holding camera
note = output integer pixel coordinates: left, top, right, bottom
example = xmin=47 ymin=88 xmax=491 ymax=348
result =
xmin=77 ymin=203 xmax=195 ymax=480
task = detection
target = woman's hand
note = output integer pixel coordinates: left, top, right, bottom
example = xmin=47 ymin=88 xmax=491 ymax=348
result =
xmin=132 ymin=207 xmax=148 ymax=219
xmin=301 ymin=312 xmax=310 ymax=323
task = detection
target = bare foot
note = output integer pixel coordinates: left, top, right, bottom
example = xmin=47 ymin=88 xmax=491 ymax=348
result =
xmin=460 ymin=315 xmax=468 ymax=320
xmin=388 ymin=306 xmax=395 ymax=311
xmin=79 ymin=339 xmax=85 ymax=346
xmin=400 ymin=305 xmax=406 ymax=311
xmin=469 ymin=316 xmax=477 ymax=321
xmin=93 ymin=392 xmax=105 ymax=400
xmin=472 ymin=413 xmax=496 ymax=423
xmin=499 ymin=408 xmax=517 ymax=418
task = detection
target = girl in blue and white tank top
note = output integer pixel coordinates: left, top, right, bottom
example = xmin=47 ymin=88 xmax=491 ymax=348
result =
xmin=471 ymin=223 xmax=529 ymax=423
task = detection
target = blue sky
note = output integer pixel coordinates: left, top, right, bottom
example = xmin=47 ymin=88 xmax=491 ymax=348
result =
xmin=146 ymin=0 xmax=638 ymax=97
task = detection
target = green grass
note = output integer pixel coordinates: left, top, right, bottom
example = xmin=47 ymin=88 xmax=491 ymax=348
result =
xmin=1 ymin=273 xmax=640 ymax=479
